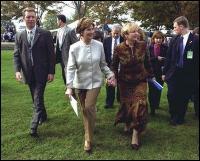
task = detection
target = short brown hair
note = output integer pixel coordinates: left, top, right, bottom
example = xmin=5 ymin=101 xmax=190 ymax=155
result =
xmin=76 ymin=17 xmax=94 ymax=34
xmin=173 ymin=16 xmax=189 ymax=28
xmin=151 ymin=31 xmax=165 ymax=44
xmin=22 ymin=7 xmax=36 ymax=17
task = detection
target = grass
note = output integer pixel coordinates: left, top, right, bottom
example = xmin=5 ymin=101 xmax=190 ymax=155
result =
xmin=1 ymin=50 xmax=199 ymax=160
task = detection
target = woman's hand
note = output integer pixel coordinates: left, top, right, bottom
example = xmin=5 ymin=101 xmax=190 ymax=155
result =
xmin=107 ymin=76 xmax=117 ymax=87
xmin=65 ymin=88 xmax=73 ymax=98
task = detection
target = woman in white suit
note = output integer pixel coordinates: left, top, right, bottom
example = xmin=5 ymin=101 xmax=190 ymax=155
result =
xmin=65 ymin=17 xmax=116 ymax=153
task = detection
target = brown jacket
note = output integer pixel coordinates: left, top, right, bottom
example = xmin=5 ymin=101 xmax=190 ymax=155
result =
xmin=111 ymin=41 xmax=154 ymax=84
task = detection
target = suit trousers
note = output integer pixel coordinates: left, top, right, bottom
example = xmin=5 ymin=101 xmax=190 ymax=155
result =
xmin=167 ymin=68 xmax=194 ymax=123
xmin=75 ymin=87 xmax=101 ymax=143
xmin=105 ymin=84 xmax=120 ymax=107
xmin=28 ymin=71 xmax=47 ymax=131
xmin=60 ymin=60 xmax=66 ymax=85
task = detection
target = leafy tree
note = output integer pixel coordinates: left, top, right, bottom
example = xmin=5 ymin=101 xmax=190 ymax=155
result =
xmin=59 ymin=1 xmax=90 ymax=20
xmin=42 ymin=10 xmax=58 ymax=30
xmin=1 ymin=1 xmax=60 ymax=20
xmin=124 ymin=1 xmax=199 ymax=30
xmin=85 ymin=1 xmax=129 ymax=24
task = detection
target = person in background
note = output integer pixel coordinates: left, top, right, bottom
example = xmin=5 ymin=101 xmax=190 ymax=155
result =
xmin=93 ymin=29 xmax=104 ymax=42
xmin=65 ymin=17 xmax=116 ymax=153
xmin=148 ymin=31 xmax=168 ymax=116
xmin=192 ymin=26 xmax=199 ymax=118
xmin=13 ymin=7 xmax=56 ymax=137
xmin=55 ymin=14 xmax=78 ymax=85
xmin=103 ymin=24 xmax=123 ymax=108
xmin=111 ymin=22 xmax=154 ymax=150
xmin=162 ymin=16 xmax=199 ymax=125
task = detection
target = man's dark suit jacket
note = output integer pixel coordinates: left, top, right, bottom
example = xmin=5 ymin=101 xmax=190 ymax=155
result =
xmin=163 ymin=32 xmax=199 ymax=83
xmin=103 ymin=36 xmax=124 ymax=67
xmin=14 ymin=27 xmax=56 ymax=84
xmin=55 ymin=26 xmax=78 ymax=66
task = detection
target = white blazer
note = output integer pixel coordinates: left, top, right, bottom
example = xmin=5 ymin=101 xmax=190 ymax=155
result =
xmin=66 ymin=39 xmax=114 ymax=89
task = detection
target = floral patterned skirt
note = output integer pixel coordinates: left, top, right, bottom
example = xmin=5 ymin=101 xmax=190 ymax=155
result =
xmin=114 ymin=81 xmax=148 ymax=133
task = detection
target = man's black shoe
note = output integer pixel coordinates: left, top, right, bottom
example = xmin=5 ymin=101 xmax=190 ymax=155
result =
xmin=39 ymin=118 xmax=47 ymax=125
xmin=104 ymin=105 xmax=113 ymax=108
xmin=169 ymin=119 xmax=177 ymax=126
xmin=176 ymin=119 xmax=185 ymax=125
xmin=30 ymin=130 xmax=39 ymax=138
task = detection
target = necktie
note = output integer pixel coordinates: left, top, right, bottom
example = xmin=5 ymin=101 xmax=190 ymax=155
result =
xmin=28 ymin=31 xmax=34 ymax=66
xmin=114 ymin=38 xmax=117 ymax=48
xmin=178 ymin=36 xmax=184 ymax=68
xmin=28 ymin=31 xmax=33 ymax=46
xmin=112 ymin=38 xmax=118 ymax=59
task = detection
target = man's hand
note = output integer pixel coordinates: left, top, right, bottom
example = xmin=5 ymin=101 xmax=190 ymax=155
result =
xmin=47 ymin=74 xmax=54 ymax=83
xmin=158 ymin=56 xmax=165 ymax=61
xmin=162 ymin=75 xmax=165 ymax=81
xmin=15 ymin=72 xmax=22 ymax=81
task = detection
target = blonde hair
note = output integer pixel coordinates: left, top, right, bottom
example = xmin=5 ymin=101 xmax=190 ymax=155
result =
xmin=121 ymin=23 xmax=145 ymax=40
xmin=76 ymin=17 xmax=94 ymax=34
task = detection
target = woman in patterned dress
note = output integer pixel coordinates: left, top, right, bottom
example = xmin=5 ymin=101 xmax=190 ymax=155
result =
xmin=111 ymin=23 xmax=154 ymax=150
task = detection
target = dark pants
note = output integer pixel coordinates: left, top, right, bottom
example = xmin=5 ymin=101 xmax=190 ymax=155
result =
xmin=60 ymin=61 xmax=66 ymax=85
xmin=105 ymin=85 xmax=120 ymax=107
xmin=148 ymin=77 xmax=164 ymax=113
xmin=167 ymin=69 xmax=194 ymax=123
xmin=28 ymin=74 xmax=47 ymax=131
xmin=193 ymin=80 xmax=199 ymax=118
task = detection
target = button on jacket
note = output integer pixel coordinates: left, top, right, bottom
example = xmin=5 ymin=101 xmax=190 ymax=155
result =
xmin=67 ymin=39 xmax=114 ymax=89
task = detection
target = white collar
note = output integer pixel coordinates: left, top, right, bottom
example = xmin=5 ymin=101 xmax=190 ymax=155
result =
xmin=182 ymin=31 xmax=190 ymax=39
xmin=26 ymin=25 xmax=36 ymax=34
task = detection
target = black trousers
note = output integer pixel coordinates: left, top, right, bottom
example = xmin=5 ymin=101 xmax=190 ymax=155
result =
xmin=60 ymin=61 xmax=66 ymax=85
xmin=105 ymin=85 xmax=120 ymax=107
xmin=166 ymin=69 xmax=194 ymax=123
xmin=193 ymin=80 xmax=199 ymax=118
xmin=148 ymin=77 xmax=164 ymax=112
xmin=28 ymin=74 xmax=47 ymax=131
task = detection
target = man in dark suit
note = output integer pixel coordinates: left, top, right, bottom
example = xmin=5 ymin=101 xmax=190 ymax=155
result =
xmin=162 ymin=16 xmax=199 ymax=125
xmin=56 ymin=14 xmax=78 ymax=85
xmin=14 ymin=7 xmax=56 ymax=137
xmin=103 ymin=24 xmax=124 ymax=108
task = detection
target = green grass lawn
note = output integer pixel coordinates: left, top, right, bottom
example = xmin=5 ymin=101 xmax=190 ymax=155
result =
xmin=1 ymin=50 xmax=199 ymax=160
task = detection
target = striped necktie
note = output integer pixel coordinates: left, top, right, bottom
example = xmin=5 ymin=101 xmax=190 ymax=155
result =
xmin=28 ymin=31 xmax=33 ymax=46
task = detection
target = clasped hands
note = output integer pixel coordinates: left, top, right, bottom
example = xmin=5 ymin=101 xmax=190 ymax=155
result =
xmin=106 ymin=76 xmax=116 ymax=87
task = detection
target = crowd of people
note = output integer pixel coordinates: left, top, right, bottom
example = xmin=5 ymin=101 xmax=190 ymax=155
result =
xmin=13 ymin=7 xmax=199 ymax=154
xmin=1 ymin=24 xmax=16 ymax=42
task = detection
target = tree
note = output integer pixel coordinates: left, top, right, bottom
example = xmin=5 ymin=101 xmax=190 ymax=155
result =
xmin=124 ymin=1 xmax=199 ymax=30
xmin=59 ymin=1 xmax=89 ymax=20
xmin=1 ymin=1 xmax=60 ymax=21
xmin=42 ymin=10 xmax=58 ymax=30
xmin=85 ymin=1 xmax=129 ymax=24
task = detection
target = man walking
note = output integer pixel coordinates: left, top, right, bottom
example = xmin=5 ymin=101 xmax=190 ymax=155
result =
xmin=55 ymin=14 xmax=78 ymax=85
xmin=103 ymin=24 xmax=123 ymax=108
xmin=14 ymin=7 xmax=56 ymax=137
xmin=162 ymin=16 xmax=199 ymax=125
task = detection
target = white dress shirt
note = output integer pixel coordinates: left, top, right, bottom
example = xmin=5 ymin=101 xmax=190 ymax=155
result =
xmin=111 ymin=37 xmax=120 ymax=58
xmin=182 ymin=31 xmax=190 ymax=51
xmin=57 ymin=26 xmax=65 ymax=49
